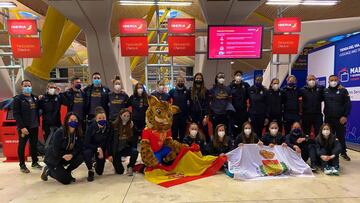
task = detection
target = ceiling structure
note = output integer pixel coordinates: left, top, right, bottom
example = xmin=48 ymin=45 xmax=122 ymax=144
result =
xmin=5 ymin=0 xmax=360 ymax=77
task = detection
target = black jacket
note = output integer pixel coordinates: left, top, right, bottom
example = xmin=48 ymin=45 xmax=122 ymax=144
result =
xmin=206 ymin=138 xmax=232 ymax=156
xmin=84 ymin=121 xmax=113 ymax=152
xmin=315 ymin=134 xmax=341 ymax=156
xmin=234 ymin=133 xmax=259 ymax=147
xmin=281 ymin=86 xmax=300 ymax=118
xmin=183 ymin=135 xmax=206 ymax=154
xmin=261 ymin=133 xmax=285 ymax=146
xmin=108 ymin=124 xmax=136 ymax=157
xmin=13 ymin=94 xmax=40 ymax=129
xmin=229 ymin=81 xmax=249 ymax=114
xmin=323 ymin=85 xmax=352 ymax=118
xmin=285 ymin=130 xmax=312 ymax=150
xmin=126 ymin=95 xmax=148 ymax=122
xmin=189 ymin=87 xmax=210 ymax=120
xmin=84 ymin=85 xmax=110 ymax=117
xmin=248 ymin=85 xmax=267 ymax=116
xmin=38 ymin=93 xmax=62 ymax=127
xmin=60 ymin=89 xmax=86 ymax=113
xmin=266 ymin=89 xmax=282 ymax=118
xmin=44 ymin=128 xmax=83 ymax=166
xmin=169 ymin=87 xmax=190 ymax=116
xmin=108 ymin=91 xmax=129 ymax=121
xmin=300 ymin=85 xmax=324 ymax=115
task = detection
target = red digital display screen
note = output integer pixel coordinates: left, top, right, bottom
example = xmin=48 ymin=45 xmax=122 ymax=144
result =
xmin=208 ymin=25 xmax=263 ymax=59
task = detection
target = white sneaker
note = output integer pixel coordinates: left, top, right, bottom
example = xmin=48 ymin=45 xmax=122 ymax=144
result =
xmin=324 ymin=167 xmax=332 ymax=175
xmin=331 ymin=167 xmax=339 ymax=176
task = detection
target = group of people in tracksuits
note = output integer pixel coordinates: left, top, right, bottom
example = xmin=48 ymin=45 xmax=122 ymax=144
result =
xmin=12 ymin=70 xmax=351 ymax=184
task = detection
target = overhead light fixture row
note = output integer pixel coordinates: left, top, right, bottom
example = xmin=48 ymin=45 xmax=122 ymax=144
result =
xmin=0 ymin=2 xmax=17 ymax=8
xmin=266 ymin=0 xmax=340 ymax=6
xmin=118 ymin=1 xmax=193 ymax=6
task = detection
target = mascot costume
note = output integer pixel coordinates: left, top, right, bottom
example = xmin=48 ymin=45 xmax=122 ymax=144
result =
xmin=140 ymin=96 xmax=226 ymax=187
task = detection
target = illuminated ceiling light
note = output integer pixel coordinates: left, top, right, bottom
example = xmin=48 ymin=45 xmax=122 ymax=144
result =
xmin=266 ymin=0 xmax=340 ymax=6
xmin=230 ymin=61 xmax=235 ymax=65
xmin=118 ymin=1 xmax=193 ymax=6
xmin=0 ymin=2 xmax=17 ymax=8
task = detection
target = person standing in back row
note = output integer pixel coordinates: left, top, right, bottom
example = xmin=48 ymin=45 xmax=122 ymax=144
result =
xmin=13 ymin=80 xmax=43 ymax=173
xmin=84 ymin=72 xmax=110 ymax=123
xmin=300 ymin=75 xmax=324 ymax=137
xmin=39 ymin=82 xmax=62 ymax=142
xmin=229 ymin=71 xmax=249 ymax=139
xmin=61 ymin=77 xmax=87 ymax=130
xmin=248 ymin=75 xmax=268 ymax=138
xmin=108 ymin=76 xmax=129 ymax=122
xmin=266 ymin=78 xmax=283 ymax=133
xmin=282 ymin=75 xmax=301 ymax=135
xmin=323 ymin=75 xmax=352 ymax=161
xmin=169 ymin=76 xmax=190 ymax=142
xmin=151 ymin=80 xmax=170 ymax=102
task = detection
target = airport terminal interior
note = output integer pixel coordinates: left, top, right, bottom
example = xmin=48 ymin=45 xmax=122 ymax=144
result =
xmin=0 ymin=0 xmax=360 ymax=202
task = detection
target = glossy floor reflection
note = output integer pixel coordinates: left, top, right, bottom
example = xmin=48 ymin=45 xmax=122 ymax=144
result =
xmin=0 ymin=150 xmax=359 ymax=203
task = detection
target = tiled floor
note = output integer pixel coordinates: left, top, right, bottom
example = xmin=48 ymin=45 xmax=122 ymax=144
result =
xmin=0 ymin=150 xmax=359 ymax=203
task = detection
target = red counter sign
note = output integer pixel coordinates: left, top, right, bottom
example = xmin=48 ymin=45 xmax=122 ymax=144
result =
xmin=168 ymin=36 xmax=195 ymax=56
xmin=119 ymin=18 xmax=147 ymax=35
xmin=120 ymin=36 xmax=148 ymax=56
xmin=274 ymin=17 xmax=301 ymax=33
xmin=7 ymin=19 xmax=37 ymax=35
xmin=272 ymin=34 xmax=300 ymax=54
xmin=10 ymin=37 xmax=41 ymax=58
xmin=168 ymin=18 xmax=195 ymax=34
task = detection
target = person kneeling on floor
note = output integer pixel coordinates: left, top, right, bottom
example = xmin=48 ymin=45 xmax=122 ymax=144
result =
xmin=41 ymin=112 xmax=84 ymax=185
xmin=83 ymin=107 xmax=113 ymax=182
xmin=315 ymin=123 xmax=342 ymax=176
xmin=108 ymin=109 xmax=138 ymax=176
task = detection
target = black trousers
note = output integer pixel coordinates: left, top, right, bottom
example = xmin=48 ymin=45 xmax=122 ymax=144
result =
xmin=231 ymin=111 xmax=248 ymax=139
xmin=250 ymin=114 xmax=265 ymax=139
xmin=112 ymin=147 xmax=139 ymax=174
xmin=17 ymin=127 xmax=39 ymax=166
xmin=48 ymin=154 xmax=83 ymax=185
xmin=133 ymin=119 xmax=146 ymax=147
xmin=300 ymin=143 xmax=317 ymax=167
xmin=83 ymin=149 xmax=106 ymax=175
xmin=325 ymin=117 xmax=347 ymax=155
xmin=171 ymin=114 xmax=187 ymax=142
xmin=320 ymin=155 xmax=340 ymax=168
xmin=42 ymin=125 xmax=59 ymax=142
xmin=302 ymin=114 xmax=323 ymax=136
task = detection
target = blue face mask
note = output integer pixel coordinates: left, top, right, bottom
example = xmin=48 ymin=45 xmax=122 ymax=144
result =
xmin=93 ymin=79 xmax=101 ymax=86
xmin=75 ymin=84 xmax=82 ymax=90
xmin=293 ymin=128 xmax=301 ymax=134
xmin=97 ymin=120 xmax=106 ymax=127
xmin=255 ymin=82 xmax=262 ymax=88
xmin=23 ymin=86 xmax=32 ymax=94
xmin=288 ymin=82 xmax=296 ymax=88
xmin=68 ymin=121 xmax=78 ymax=128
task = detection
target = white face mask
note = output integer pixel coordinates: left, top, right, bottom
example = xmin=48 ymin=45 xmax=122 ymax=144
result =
xmin=137 ymin=88 xmax=144 ymax=95
xmin=190 ymin=130 xmax=198 ymax=138
xmin=307 ymin=80 xmax=316 ymax=88
xmin=270 ymin=129 xmax=278 ymax=136
xmin=218 ymin=78 xmax=225 ymax=84
xmin=218 ymin=131 xmax=225 ymax=138
xmin=244 ymin=129 xmax=252 ymax=135
xmin=159 ymin=85 xmax=164 ymax=91
xmin=272 ymin=84 xmax=279 ymax=91
xmin=48 ymin=88 xmax=56 ymax=95
xmin=322 ymin=129 xmax=331 ymax=138
xmin=114 ymin=84 xmax=121 ymax=91
xmin=329 ymin=81 xmax=338 ymax=88
xmin=235 ymin=76 xmax=242 ymax=82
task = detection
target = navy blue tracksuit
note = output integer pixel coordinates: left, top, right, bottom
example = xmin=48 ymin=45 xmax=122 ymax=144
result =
xmin=229 ymin=81 xmax=249 ymax=138
xmin=248 ymin=85 xmax=267 ymax=138
xmin=282 ymin=86 xmax=301 ymax=135
xmin=169 ymin=87 xmax=190 ymax=142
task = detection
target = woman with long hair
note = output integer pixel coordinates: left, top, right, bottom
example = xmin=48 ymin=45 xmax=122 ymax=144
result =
xmin=189 ymin=73 xmax=210 ymax=142
xmin=41 ymin=112 xmax=84 ymax=185
xmin=206 ymin=124 xmax=232 ymax=156
xmin=234 ymin=121 xmax=263 ymax=147
xmin=109 ymin=109 xmax=139 ymax=176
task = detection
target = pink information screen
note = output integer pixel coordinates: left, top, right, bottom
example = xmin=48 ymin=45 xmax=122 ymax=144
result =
xmin=208 ymin=25 xmax=263 ymax=59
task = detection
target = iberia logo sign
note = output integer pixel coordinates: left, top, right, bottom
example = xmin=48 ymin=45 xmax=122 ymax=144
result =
xmin=168 ymin=18 xmax=195 ymax=34
xmin=7 ymin=19 xmax=37 ymax=35
xmin=274 ymin=17 xmax=301 ymax=33
xmin=119 ymin=19 xmax=147 ymax=35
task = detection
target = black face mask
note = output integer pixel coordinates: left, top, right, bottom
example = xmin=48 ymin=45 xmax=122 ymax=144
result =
xmin=195 ymin=80 xmax=203 ymax=84
xmin=178 ymin=83 xmax=184 ymax=88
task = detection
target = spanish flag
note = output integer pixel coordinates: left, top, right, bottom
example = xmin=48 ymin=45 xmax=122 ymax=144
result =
xmin=144 ymin=145 xmax=227 ymax=188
